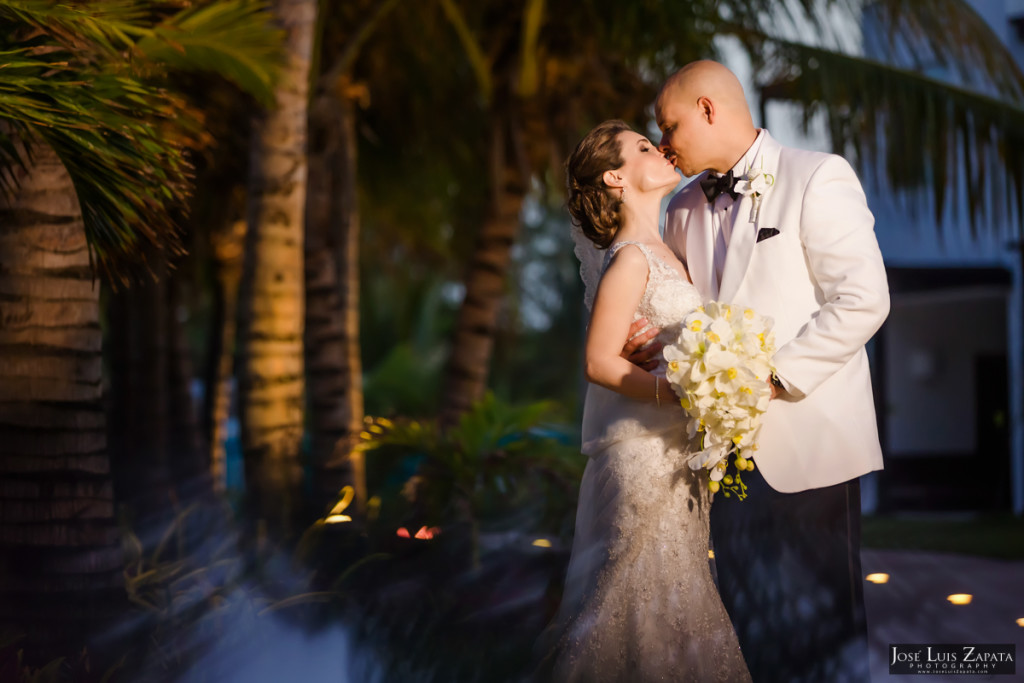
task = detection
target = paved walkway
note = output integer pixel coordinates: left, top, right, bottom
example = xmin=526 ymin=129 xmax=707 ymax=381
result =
xmin=862 ymin=549 xmax=1024 ymax=681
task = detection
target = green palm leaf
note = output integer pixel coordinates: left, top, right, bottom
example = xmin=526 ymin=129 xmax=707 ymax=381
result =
xmin=137 ymin=0 xmax=282 ymax=106
xmin=0 ymin=0 xmax=150 ymax=56
xmin=0 ymin=52 xmax=200 ymax=279
xmin=0 ymin=0 xmax=283 ymax=282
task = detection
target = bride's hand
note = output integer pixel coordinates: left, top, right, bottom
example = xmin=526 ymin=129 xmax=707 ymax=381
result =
xmin=621 ymin=317 xmax=663 ymax=371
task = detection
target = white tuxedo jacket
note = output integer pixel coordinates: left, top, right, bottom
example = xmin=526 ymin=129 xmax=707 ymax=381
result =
xmin=664 ymin=131 xmax=889 ymax=493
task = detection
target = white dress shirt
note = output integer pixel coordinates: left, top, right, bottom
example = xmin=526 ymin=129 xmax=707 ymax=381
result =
xmin=709 ymin=129 xmax=767 ymax=291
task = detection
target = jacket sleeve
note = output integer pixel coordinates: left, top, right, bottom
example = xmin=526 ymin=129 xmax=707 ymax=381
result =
xmin=771 ymin=154 xmax=890 ymax=399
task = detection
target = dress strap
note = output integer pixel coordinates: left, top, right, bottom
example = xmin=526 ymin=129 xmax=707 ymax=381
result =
xmin=606 ymin=240 xmax=688 ymax=284
xmin=603 ymin=240 xmax=654 ymax=272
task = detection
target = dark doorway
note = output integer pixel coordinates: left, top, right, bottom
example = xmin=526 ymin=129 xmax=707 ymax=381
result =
xmin=975 ymin=354 xmax=1011 ymax=510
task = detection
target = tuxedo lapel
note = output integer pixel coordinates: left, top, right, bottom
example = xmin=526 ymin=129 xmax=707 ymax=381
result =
xmin=717 ymin=195 xmax=755 ymax=302
xmin=685 ymin=192 xmax=717 ymax=300
xmin=718 ymin=132 xmax=784 ymax=302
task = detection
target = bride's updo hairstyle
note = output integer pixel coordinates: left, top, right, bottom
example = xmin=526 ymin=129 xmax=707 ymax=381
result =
xmin=566 ymin=119 xmax=631 ymax=249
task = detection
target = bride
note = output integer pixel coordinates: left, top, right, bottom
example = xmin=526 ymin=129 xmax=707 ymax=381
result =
xmin=532 ymin=120 xmax=751 ymax=682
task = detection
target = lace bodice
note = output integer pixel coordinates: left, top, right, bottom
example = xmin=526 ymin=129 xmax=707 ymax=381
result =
xmin=576 ymin=240 xmax=702 ymax=457
xmin=603 ymin=241 xmax=703 ymax=375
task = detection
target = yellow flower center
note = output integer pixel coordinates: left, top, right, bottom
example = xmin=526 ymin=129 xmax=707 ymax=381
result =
xmin=744 ymin=308 xmax=755 ymax=320
xmin=690 ymin=320 xmax=703 ymax=332
xmin=707 ymin=332 xmax=720 ymax=343
xmin=727 ymin=368 xmax=738 ymax=380
xmin=740 ymin=386 xmax=752 ymax=394
xmin=668 ymin=360 xmax=679 ymax=372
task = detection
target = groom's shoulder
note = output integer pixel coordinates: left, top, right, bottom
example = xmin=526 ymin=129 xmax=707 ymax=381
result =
xmin=778 ymin=141 xmax=834 ymax=170
xmin=667 ymin=174 xmax=709 ymax=214
xmin=778 ymin=141 xmax=854 ymax=179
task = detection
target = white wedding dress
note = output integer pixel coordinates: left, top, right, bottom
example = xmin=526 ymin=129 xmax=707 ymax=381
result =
xmin=534 ymin=241 xmax=751 ymax=683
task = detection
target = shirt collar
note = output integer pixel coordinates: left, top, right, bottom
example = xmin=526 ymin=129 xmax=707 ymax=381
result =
xmin=730 ymin=128 xmax=767 ymax=178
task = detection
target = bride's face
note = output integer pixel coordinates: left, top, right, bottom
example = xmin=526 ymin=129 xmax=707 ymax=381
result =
xmin=610 ymin=131 xmax=680 ymax=196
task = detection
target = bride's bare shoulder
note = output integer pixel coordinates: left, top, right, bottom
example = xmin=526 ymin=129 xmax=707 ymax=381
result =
xmin=598 ymin=243 xmax=650 ymax=292
xmin=605 ymin=242 xmax=649 ymax=269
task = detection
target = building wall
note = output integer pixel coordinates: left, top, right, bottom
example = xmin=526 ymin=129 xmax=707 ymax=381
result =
xmin=885 ymin=290 xmax=1008 ymax=455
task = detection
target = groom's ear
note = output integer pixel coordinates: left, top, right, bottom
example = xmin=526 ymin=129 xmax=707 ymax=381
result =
xmin=698 ymin=96 xmax=714 ymax=124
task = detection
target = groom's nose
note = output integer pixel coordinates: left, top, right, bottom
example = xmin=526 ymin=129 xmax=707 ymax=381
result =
xmin=658 ymin=139 xmax=675 ymax=161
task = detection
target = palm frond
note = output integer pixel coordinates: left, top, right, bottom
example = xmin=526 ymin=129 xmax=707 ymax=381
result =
xmin=0 ymin=47 xmax=201 ymax=283
xmin=136 ymin=0 xmax=283 ymax=106
xmin=0 ymin=0 xmax=283 ymax=283
xmin=860 ymin=0 xmax=1024 ymax=101
xmin=0 ymin=0 xmax=151 ymax=57
xmin=760 ymin=39 xmax=1024 ymax=238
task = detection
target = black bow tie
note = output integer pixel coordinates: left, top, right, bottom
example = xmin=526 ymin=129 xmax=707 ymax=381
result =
xmin=699 ymin=170 xmax=739 ymax=203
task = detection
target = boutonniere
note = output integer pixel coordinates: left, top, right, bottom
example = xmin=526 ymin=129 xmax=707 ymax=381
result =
xmin=734 ymin=158 xmax=775 ymax=223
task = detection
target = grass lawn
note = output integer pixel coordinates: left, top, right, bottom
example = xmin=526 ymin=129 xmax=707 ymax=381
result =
xmin=862 ymin=513 xmax=1024 ymax=560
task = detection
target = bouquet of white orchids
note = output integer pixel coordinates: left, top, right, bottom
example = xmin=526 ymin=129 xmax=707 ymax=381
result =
xmin=662 ymin=302 xmax=777 ymax=500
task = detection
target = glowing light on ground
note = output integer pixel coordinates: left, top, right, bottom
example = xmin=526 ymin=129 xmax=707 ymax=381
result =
xmin=532 ymin=539 xmax=552 ymax=548
xmin=865 ymin=573 xmax=889 ymax=584
xmin=324 ymin=514 xmax=351 ymax=523
xmin=324 ymin=486 xmax=354 ymax=523
xmin=947 ymin=594 xmax=973 ymax=605
xmin=397 ymin=526 xmax=440 ymax=540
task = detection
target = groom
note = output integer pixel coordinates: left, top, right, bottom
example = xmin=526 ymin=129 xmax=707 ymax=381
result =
xmin=628 ymin=60 xmax=889 ymax=682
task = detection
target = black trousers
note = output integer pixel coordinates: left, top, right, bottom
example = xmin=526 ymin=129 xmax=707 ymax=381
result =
xmin=709 ymin=465 xmax=870 ymax=683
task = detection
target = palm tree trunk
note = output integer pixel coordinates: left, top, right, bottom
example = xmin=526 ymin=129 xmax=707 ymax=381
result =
xmin=304 ymin=84 xmax=365 ymax=517
xmin=238 ymin=0 xmax=317 ymax=537
xmin=0 ymin=144 xmax=123 ymax=664
xmin=441 ymin=112 xmax=526 ymax=423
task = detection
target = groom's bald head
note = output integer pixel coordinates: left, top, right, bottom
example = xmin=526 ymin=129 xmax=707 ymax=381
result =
xmin=655 ymin=60 xmax=757 ymax=176
xmin=660 ymin=61 xmax=751 ymax=113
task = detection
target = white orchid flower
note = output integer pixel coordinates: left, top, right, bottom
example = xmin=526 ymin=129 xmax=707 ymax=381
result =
xmin=702 ymin=346 xmax=740 ymax=375
xmin=731 ymin=160 xmax=776 ymax=222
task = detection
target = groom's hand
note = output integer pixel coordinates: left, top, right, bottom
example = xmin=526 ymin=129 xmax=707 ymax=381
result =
xmin=621 ymin=318 xmax=662 ymax=371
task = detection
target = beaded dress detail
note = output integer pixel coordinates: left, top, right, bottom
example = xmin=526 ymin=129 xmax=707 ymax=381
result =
xmin=534 ymin=241 xmax=751 ymax=683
